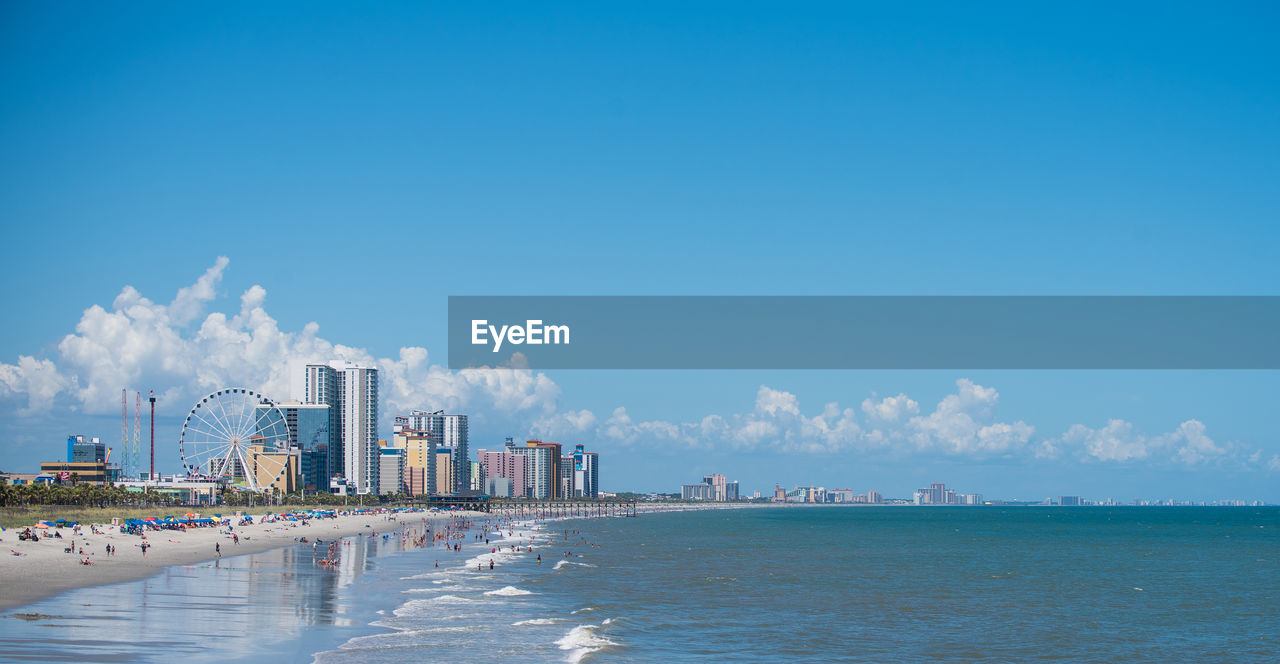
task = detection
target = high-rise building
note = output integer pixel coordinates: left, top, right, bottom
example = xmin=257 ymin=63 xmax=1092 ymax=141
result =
xmin=378 ymin=443 xmax=405 ymax=495
xmin=255 ymin=401 xmax=332 ymax=491
xmin=403 ymin=410 xmax=469 ymax=493
xmin=303 ymin=362 xmax=379 ymax=494
xmin=506 ymin=439 xmax=560 ymax=499
xmin=434 ymin=447 xmax=454 ymax=495
xmin=703 ymin=474 xmax=728 ymax=501
xmin=867 ymin=489 xmax=882 ymax=504
xmin=682 ymin=474 xmax=737 ymax=502
xmin=525 ymin=440 xmax=563 ymax=499
xmin=580 ymin=449 xmax=599 ymax=498
xmin=478 ymin=449 xmax=527 ymax=498
xmin=391 ymin=416 xmax=437 ymax=494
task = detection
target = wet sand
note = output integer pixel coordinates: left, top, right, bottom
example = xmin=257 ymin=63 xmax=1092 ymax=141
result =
xmin=0 ymin=509 xmax=483 ymax=611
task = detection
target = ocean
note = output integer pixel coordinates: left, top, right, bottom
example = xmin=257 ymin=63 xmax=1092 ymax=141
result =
xmin=1 ymin=506 xmax=1277 ymax=662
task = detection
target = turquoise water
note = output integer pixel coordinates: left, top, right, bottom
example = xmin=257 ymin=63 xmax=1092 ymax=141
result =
xmin=1 ymin=507 xmax=1276 ymax=662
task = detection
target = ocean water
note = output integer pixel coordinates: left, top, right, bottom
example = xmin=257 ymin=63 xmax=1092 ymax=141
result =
xmin=1 ymin=507 xmax=1277 ymax=662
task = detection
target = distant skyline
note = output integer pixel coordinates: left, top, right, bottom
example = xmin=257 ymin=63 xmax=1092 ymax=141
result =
xmin=2 ymin=4 xmax=1278 ymax=501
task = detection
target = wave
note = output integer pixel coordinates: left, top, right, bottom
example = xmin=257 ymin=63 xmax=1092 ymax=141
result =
xmin=483 ymin=585 xmax=534 ymax=597
xmin=338 ymin=625 xmax=490 ymax=650
xmin=553 ymin=560 xmax=597 ymax=570
xmin=512 ymin=617 xmax=564 ymax=626
xmin=556 ymin=622 xmax=620 ymax=664
xmin=570 ymin=607 xmax=596 ymax=615
xmin=392 ymin=595 xmax=476 ymax=617
xmin=400 ymin=571 xmax=447 ymax=580
xmin=402 ymin=585 xmax=461 ymax=594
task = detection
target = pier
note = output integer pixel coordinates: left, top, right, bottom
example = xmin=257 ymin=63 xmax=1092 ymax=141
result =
xmin=390 ymin=496 xmax=637 ymax=517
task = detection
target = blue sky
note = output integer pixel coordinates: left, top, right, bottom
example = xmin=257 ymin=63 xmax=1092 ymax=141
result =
xmin=2 ymin=2 xmax=1278 ymax=500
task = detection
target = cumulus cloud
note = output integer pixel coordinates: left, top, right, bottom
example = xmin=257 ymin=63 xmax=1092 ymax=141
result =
xmin=0 ymin=259 xmax=1262 ymax=470
xmin=861 ymin=393 xmax=919 ymax=423
xmin=902 ymin=379 xmax=1033 ymax=455
xmin=0 ymin=258 xmax=560 ymax=426
xmin=1048 ymin=418 xmax=1230 ymax=467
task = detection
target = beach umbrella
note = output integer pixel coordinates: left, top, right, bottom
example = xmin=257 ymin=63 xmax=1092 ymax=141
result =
xmin=144 ymin=517 xmax=157 ymax=521
xmin=33 ymin=523 xmax=49 ymax=528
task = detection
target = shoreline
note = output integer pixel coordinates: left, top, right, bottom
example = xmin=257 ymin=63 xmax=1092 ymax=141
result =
xmin=0 ymin=508 xmax=485 ymax=612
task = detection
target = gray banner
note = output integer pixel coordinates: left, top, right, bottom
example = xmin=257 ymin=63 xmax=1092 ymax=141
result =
xmin=447 ymin=296 xmax=1280 ymax=370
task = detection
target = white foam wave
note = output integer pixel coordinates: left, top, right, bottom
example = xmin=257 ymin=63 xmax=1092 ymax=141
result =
xmin=403 ymin=585 xmax=461 ymax=594
xmin=512 ymin=617 xmax=563 ymax=626
xmin=392 ymin=595 xmax=476 ymax=617
xmin=570 ymin=607 xmax=596 ymax=614
xmin=483 ymin=585 xmax=534 ymax=597
xmin=553 ymin=560 xmax=597 ymax=570
xmin=400 ymin=571 xmax=446 ymax=580
xmin=556 ymin=622 xmax=619 ymax=664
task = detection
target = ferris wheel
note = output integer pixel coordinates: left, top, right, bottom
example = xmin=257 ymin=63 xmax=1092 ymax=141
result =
xmin=178 ymin=388 xmax=292 ymax=492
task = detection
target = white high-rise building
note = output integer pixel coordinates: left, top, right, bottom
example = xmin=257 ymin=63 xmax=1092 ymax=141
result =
xmin=303 ymin=362 xmax=380 ymax=494
xmin=403 ymin=410 xmax=469 ymax=494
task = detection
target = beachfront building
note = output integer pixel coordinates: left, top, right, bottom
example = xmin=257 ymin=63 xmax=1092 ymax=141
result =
xmin=681 ymin=473 xmax=739 ymax=501
xmin=912 ymin=482 xmax=981 ymax=505
xmin=512 ymin=440 xmax=562 ymax=499
xmin=247 ymin=443 xmax=300 ymax=494
xmin=867 ymin=489 xmax=883 ymax=504
xmin=378 ymin=444 xmax=405 ymax=495
xmin=828 ymin=488 xmax=856 ymax=503
xmin=402 ymin=410 xmax=469 ymax=494
xmin=39 ymin=461 xmax=120 ymax=486
xmin=255 ymin=401 xmax=333 ymax=491
xmin=434 ymin=447 xmax=454 ymax=495
xmin=39 ymin=435 xmax=122 ymax=486
xmin=681 ymin=482 xmax=715 ymax=500
xmin=67 ymin=435 xmax=106 ymax=463
xmin=390 ymin=417 xmax=436 ymax=495
xmin=570 ymin=444 xmax=600 ymax=498
xmin=478 ymin=448 xmax=528 ymax=498
xmin=303 ymin=362 xmax=380 ymax=494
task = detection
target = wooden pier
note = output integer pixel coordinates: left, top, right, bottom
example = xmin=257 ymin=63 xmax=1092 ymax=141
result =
xmin=390 ymin=496 xmax=637 ymax=517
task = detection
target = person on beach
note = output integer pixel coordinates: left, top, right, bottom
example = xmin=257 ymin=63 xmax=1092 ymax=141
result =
xmin=489 ymin=559 xmax=494 ymax=570
xmin=216 ymin=542 xmax=221 ymax=557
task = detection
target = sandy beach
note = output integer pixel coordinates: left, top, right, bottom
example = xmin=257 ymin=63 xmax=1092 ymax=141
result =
xmin=0 ymin=508 xmax=484 ymax=612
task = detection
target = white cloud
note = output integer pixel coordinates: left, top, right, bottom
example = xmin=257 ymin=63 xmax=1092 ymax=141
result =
xmin=1268 ymin=455 xmax=1280 ymax=472
xmin=754 ymin=386 xmax=800 ymax=417
xmin=1167 ymin=420 xmax=1224 ymax=465
xmin=1050 ymin=418 xmax=1229 ymax=467
xmin=0 ymin=260 xmax=1264 ymax=470
xmin=902 ymin=379 xmax=1033 ymax=455
xmin=1 ymin=258 xmax=561 ymax=427
xmin=861 ymin=393 xmax=919 ymax=423
xmin=0 ymin=356 xmax=72 ymax=416
xmin=1059 ymin=420 xmax=1149 ymax=462
xmin=169 ymin=256 xmax=229 ymax=326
